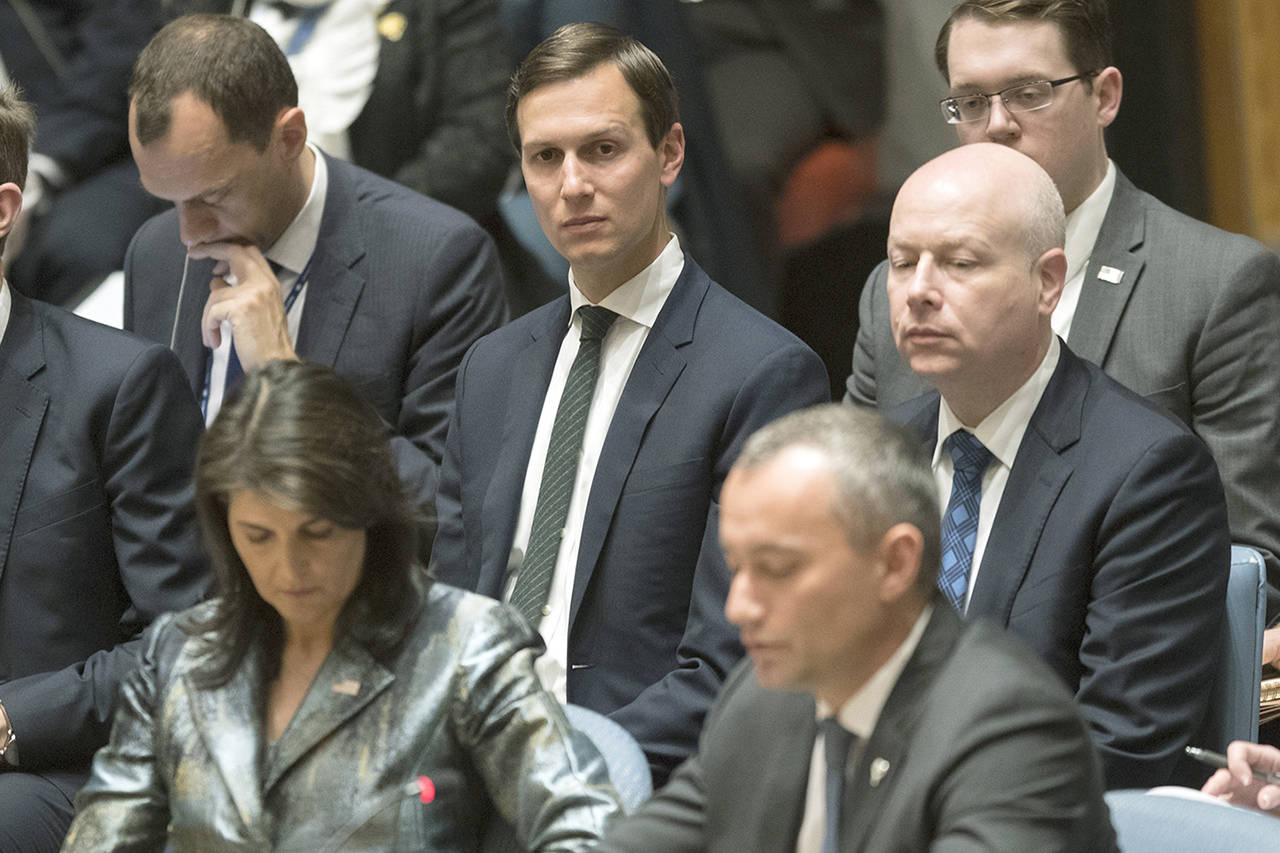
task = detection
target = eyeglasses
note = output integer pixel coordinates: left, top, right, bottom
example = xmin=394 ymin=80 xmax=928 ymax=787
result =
xmin=939 ymin=72 xmax=1098 ymax=124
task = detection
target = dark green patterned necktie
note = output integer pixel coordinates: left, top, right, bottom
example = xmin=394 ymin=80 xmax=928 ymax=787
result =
xmin=509 ymin=305 xmax=619 ymax=627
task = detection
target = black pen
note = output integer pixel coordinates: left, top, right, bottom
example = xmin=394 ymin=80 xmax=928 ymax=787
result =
xmin=1185 ymin=745 xmax=1280 ymax=785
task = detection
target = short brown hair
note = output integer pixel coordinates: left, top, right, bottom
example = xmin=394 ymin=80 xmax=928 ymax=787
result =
xmin=505 ymin=22 xmax=679 ymax=151
xmin=935 ymin=0 xmax=1113 ymax=85
xmin=0 ymin=83 xmax=34 ymax=190
xmin=130 ymin=14 xmax=297 ymax=151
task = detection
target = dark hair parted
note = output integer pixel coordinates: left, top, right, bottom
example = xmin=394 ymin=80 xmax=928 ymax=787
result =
xmin=505 ymin=21 xmax=679 ymax=151
xmin=735 ymin=405 xmax=943 ymax=595
xmin=935 ymin=0 xmax=1113 ymax=85
xmin=187 ymin=360 xmax=425 ymax=688
xmin=0 ymin=83 xmax=34 ymax=190
xmin=129 ymin=14 xmax=297 ymax=151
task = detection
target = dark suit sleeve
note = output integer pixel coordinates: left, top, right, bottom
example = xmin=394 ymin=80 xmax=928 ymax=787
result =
xmin=392 ymin=219 xmax=507 ymax=509
xmin=591 ymin=665 xmax=763 ymax=853
xmin=1 ymin=344 xmax=207 ymax=769
xmin=34 ymin=0 xmax=160 ymax=180
xmin=1077 ymin=431 xmax=1229 ymax=789
xmin=1188 ymin=246 xmax=1280 ymax=615
xmin=384 ymin=0 xmax=513 ymax=224
xmin=845 ymin=259 xmax=887 ymax=408
xmin=929 ymin=649 xmax=1117 ymax=853
xmin=607 ymin=343 xmax=830 ymax=782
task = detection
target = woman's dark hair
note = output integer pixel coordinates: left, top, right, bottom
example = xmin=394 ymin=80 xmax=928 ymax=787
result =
xmin=187 ymin=360 xmax=424 ymax=687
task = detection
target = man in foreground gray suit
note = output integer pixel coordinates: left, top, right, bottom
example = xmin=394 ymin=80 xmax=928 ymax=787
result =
xmin=847 ymin=0 xmax=1280 ymax=620
xmin=594 ymin=405 xmax=1116 ymax=853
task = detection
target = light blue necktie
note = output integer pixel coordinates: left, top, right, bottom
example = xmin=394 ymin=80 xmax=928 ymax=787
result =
xmin=938 ymin=430 xmax=994 ymax=610
xmin=821 ymin=717 xmax=856 ymax=853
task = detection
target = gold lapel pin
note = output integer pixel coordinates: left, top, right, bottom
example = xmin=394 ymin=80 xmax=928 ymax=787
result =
xmin=378 ymin=12 xmax=408 ymax=42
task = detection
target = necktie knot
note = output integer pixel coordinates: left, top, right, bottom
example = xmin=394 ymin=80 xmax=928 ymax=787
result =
xmin=577 ymin=305 xmax=618 ymax=343
xmin=945 ymin=429 xmax=993 ymax=476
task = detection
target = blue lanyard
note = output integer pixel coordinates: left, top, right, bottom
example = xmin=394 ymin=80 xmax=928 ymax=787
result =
xmin=200 ymin=257 xmax=313 ymax=419
xmin=283 ymin=5 xmax=327 ymax=56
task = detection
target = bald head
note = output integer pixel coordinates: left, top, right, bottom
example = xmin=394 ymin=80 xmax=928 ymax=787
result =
xmin=886 ymin=143 xmax=1068 ymax=425
xmin=898 ymin=143 xmax=1065 ymax=263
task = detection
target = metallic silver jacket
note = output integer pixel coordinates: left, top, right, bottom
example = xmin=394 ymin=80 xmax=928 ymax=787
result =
xmin=62 ymin=583 xmax=621 ymax=851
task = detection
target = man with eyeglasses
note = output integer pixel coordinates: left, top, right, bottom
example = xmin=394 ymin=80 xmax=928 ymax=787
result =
xmin=847 ymin=0 xmax=1280 ymax=637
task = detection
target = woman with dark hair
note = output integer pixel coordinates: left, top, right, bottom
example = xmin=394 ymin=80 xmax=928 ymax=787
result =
xmin=62 ymin=360 xmax=619 ymax=851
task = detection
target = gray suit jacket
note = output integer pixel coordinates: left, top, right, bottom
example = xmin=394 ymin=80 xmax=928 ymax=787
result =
xmin=594 ymin=604 xmax=1117 ymax=853
xmin=847 ymin=169 xmax=1280 ymax=614
xmin=63 ymin=583 xmax=619 ymax=852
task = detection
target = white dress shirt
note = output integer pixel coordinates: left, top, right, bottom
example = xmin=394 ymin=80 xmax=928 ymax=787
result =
xmin=506 ymin=235 xmax=685 ymax=701
xmin=249 ymin=0 xmax=381 ymax=160
xmin=1052 ymin=160 xmax=1117 ymax=341
xmin=0 ymin=279 xmax=12 ymax=348
xmin=204 ymin=145 xmax=327 ymax=424
xmin=795 ymin=605 xmax=934 ymax=853
xmin=932 ymin=337 xmax=1060 ymax=610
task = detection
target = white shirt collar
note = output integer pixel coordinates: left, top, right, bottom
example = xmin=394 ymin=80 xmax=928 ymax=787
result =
xmin=816 ymin=604 xmax=934 ymax=739
xmin=567 ymin=234 xmax=684 ymax=329
xmin=265 ymin=143 xmax=328 ymax=277
xmin=934 ymin=336 xmax=1061 ymax=472
xmin=0 ymin=280 xmax=11 ymax=350
xmin=1063 ymin=159 xmax=1116 ymax=284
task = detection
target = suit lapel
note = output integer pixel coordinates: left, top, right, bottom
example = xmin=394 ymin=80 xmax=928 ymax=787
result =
xmin=966 ymin=350 xmax=1085 ymax=621
xmin=175 ymin=255 xmax=217 ymax=394
xmin=772 ymin=710 xmax=818 ymax=852
xmin=567 ymin=261 xmax=702 ymax=626
xmin=478 ymin=302 xmax=569 ymax=596
xmin=0 ymin=294 xmax=49 ymax=584
xmin=295 ymin=156 xmax=367 ymax=367
xmin=1067 ymin=171 xmax=1147 ymax=367
xmin=183 ymin=644 xmax=269 ymax=833
xmin=841 ymin=606 xmax=961 ymax=852
xmin=264 ymin=636 xmax=395 ymax=793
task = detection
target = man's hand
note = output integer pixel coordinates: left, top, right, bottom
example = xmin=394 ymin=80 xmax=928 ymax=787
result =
xmin=188 ymin=241 xmax=298 ymax=368
xmin=1201 ymin=740 xmax=1280 ymax=814
xmin=1263 ymin=626 xmax=1280 ymax=668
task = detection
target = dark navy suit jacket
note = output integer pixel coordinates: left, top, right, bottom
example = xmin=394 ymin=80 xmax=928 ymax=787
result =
xmin=123 ymin=154 xmax=507 ymax=509
xmin=432 ymin=256 xmax=829 ymax=782
xmin=0 ymin=290 xmax=206 ymax=791
xmin=892 ymin=342 xmax=1230 ymax=789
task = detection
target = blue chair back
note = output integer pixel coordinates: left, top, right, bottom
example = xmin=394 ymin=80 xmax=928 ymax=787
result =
xmin=1106 ymin=790 xmax=1280 ymax=852
xmin=480 ymin=703 xmax=650 ymax=853
xmin=1194 ymin=545 xmax=1265 ymax=756
xmin=563 ymin=703 xmax=652 ymax=811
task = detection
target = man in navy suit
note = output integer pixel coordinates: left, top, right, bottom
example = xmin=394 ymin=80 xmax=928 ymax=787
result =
xmin=848 ymin=0 xmax=1280 ymax=626
xmin=122 ymin=14 xmax=507 ymax=511
xmin=884 ymin=141 xmax=1228 ymax=789
xmin=432 ymin=23 xmax=829 ymax=784
xmin=0 ymin=83 xmax=207 ymax=853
